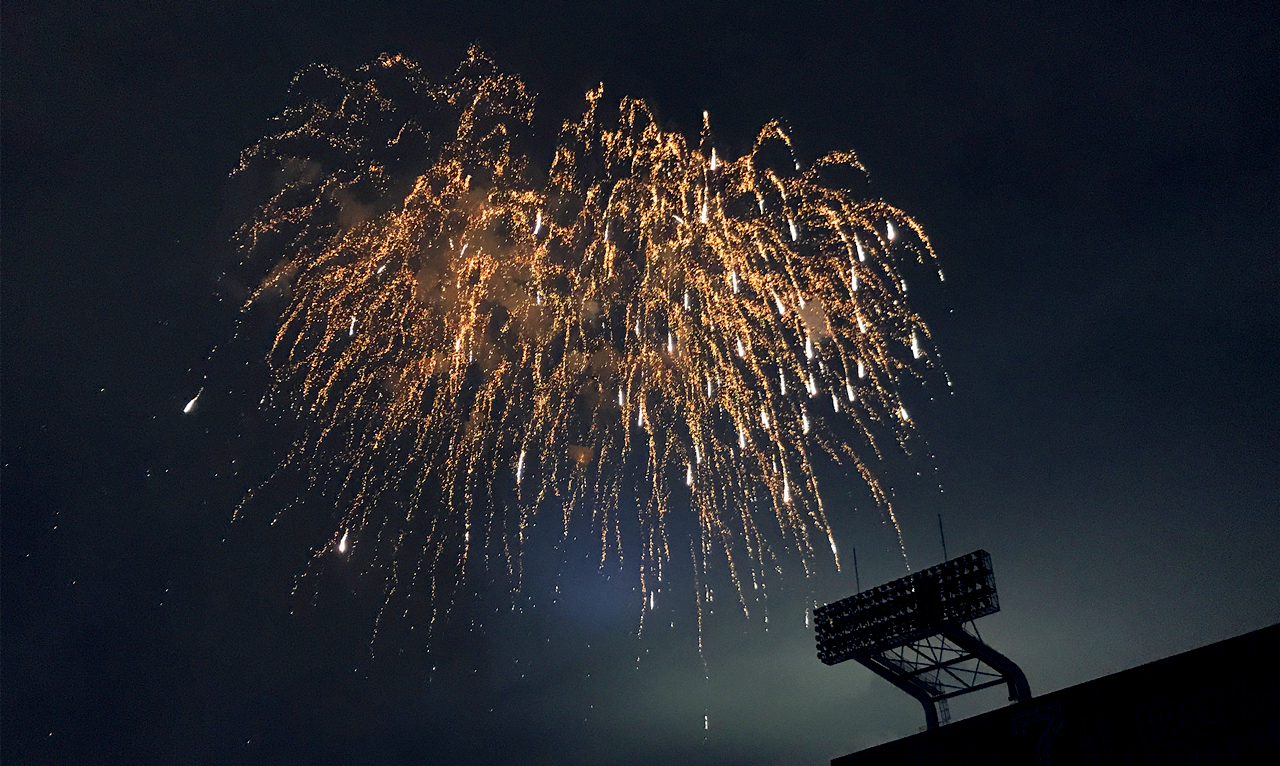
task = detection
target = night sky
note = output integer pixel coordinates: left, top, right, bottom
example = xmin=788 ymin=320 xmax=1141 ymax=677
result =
xmin=3 ymin=2 xmax=1277 ymax=764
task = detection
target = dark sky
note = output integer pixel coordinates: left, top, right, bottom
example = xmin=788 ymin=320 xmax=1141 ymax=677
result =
xmin=3 ymin=1 xmax=1277 ymax=764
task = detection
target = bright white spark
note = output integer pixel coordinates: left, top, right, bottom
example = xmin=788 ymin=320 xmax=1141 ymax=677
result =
xmin=710 ymin=148 xmax=719 ymax=170
xmin=802 ymin=413 xmax=810 ymax=434
xmin=886 ymin=221 xmax=897 ymax=240
xmin=855 ymin=235 xmax=866 ymax=261
xmin=761 ymin=408 xmax=770 ymax=428
xmin=782 ymin=475 xmax=791 ymax=504
xmin=738 ymin=426 xmax=746 ymax=448
xmin=805 ymin=336 xmax=813 ymax=360
xmin=684 ymin=291 xmax=691 ymax=310
xmin=534 ymin=211 xmax=543 ymax=236
xmin=846 ymin=383 xmax=856 ymax=401
xmin=337 ymin=531 xmax=349 ymax=554
xmin=686 ymin=464 xmax=694 ymax=486
xmin=788 ymin=219 xmax=798 ymax=241
xmin=899 ymin=406 xmax=910 ymax=422
xmin=516 ymin=450 xmax=526 ymax=484
xmin=668 ymin=332 xmax=675 ymax=354
xmin=911 ymin=332 xmax=922 ymax=359
xmin=779 ymin=371 xmax=787 ymax=395
xmin=858 ymin=360 xmax=866 ymax=378
xmin=737 ymin=338 xmax=746 ymax=358
xmin=183 ymin=389 xmax=202 ymax=414
xmin=348 ymin=317 xmax=357 ymax=337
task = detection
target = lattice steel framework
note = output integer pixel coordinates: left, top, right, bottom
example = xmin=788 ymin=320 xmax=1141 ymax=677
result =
xmin=814 ymin=550 xmax=1031 ymax=729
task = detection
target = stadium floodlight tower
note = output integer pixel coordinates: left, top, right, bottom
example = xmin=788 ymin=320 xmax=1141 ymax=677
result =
xmin=814 ymin=550 xmax=1031 ymax=730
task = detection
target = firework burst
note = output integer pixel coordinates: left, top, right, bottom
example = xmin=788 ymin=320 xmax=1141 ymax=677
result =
xmin=231 ymin=48 xmax=943 ymax=633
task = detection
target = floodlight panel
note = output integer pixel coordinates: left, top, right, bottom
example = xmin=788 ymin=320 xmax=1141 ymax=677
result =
xmin=815 ymin=550 xmax=1000 ymax=664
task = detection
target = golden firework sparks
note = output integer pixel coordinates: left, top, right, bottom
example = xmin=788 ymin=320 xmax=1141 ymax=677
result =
xmin=232 ymin=49 xmax=943 ymax=633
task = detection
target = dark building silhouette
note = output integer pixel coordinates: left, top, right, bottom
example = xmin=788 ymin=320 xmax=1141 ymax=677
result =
xmin=832 ymin=622 xmax=1279 ymax=765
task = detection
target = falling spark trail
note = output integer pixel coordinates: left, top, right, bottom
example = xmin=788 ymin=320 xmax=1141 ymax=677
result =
xmin=183 ymin=388 xmax=203 ymax=414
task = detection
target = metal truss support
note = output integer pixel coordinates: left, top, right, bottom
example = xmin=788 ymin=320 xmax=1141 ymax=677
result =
xmin=852 ymin=648 xmax=941 ymax=730
xmin=854 ymin=621 xmax=1032 ymax=730
xmin=940 ymin=621 xmax=1031 ymax=704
